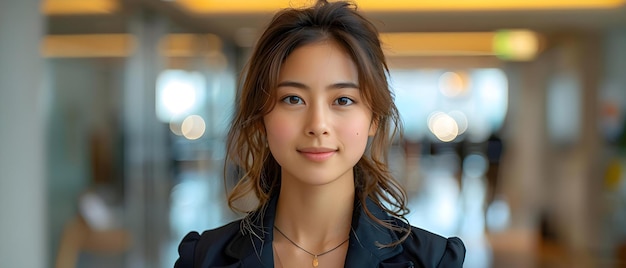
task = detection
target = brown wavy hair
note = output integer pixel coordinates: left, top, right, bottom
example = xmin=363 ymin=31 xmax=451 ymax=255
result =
xmin=224 ymin=0 xmax=410 ymax=245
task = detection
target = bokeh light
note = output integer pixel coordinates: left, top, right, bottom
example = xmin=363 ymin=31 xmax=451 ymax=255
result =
xmin=493 ymin=29 xmax=541 ymax=61
xmin=463 ymin=153 xmax=488 ymax=178
xmin=162 ymin=81 xmax=196 ymax=115
xmin=448 ymin=110 xmax=469 ymax=135
xmin=486 ymin=198 xmax=511 ymax=232
xmin=156 ymin=70 xmax=206 ymax=122
xmin=169 ymin=120 xmax=183 ymax=136
xmin=428 ymin=111 xmax=459 ymax=142
xmin=438 ymin=71 xmax=469 ymax=97
xmin=181 ymin=115 xmax=206 ymax=140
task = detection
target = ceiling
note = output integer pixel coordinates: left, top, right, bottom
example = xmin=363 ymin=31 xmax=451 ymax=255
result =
xmin=45 ymin=0 xmax=626 ymax=46
xmin=47 ymin=0 xmax=626 ymax=34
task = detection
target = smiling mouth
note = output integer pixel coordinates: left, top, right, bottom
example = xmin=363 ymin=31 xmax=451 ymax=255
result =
xmin=297 ymin=148 xmax=337 ymax=162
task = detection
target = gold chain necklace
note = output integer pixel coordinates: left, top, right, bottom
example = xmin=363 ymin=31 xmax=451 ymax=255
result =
xmin=274 ymin=225 xmax=349 ymax=267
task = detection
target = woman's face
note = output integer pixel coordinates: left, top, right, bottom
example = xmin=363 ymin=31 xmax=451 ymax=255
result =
xmin=263 ymin=40 xmax=376 ymax=188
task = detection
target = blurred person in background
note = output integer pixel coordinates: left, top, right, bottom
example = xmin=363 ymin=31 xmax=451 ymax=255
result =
xmin=55 ymin=131 xmax=130 ymax=268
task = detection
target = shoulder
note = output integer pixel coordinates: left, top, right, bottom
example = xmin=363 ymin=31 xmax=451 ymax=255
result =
xmin=174 ymin=220 xmax=242 ymax=268
xmin=399 ymin=225 xmax=466 ymax=268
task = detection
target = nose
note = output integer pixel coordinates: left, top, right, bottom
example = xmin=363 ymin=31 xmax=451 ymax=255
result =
xmin=305 ymin=103 xmax=330 ymax=137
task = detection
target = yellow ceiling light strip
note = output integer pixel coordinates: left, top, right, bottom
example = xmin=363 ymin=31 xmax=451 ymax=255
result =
xmin=42 ymin=34 xmax=222 ymax=58
xmin=40 ymin=31 xmax=540 ymax=60
xmin=355 ymin=0 xmax=625 ymax=11
xmin=175 ymin=0 xmax=301 ymax=13
xmin=174 ymin=0 xmax=625 ymax=14
xmin=381 ymin=32 xmax=496 ymax=57
xmin=42 ymin=34 xmax=135 ymax=58
xmin=159 ymin=34 xmax=224 ymax=57
xmin=42 ymin=0 xmax=118 ymax=15
xmin=381 ymin=30 xmax=542 ymax=61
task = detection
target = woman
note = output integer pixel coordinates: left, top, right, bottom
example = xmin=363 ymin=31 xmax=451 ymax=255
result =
xmin=175 ymin=1 xmax=466 ymax=267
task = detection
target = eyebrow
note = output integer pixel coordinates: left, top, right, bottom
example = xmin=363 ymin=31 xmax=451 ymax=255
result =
xmin=276 ymin=81 xmax=359 ymax=90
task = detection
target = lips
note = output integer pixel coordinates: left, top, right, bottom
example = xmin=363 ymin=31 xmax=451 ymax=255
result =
xmin=297 ymin=147 xmax=337 ymax=162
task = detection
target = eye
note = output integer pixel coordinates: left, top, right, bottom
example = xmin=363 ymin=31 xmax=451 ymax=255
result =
xmin=334 ymin=97 xmax=354 ymax=106
xmin=282 ymin=95 xmax=304 ymax=105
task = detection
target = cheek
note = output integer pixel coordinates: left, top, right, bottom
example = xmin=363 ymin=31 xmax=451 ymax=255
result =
xmin=338 ymin=118 xmax=371 ymax=145
xmin=264 ymin=116 xmax=295 ymax=145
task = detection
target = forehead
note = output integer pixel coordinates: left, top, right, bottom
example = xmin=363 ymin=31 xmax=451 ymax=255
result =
xmin=277 ymin=40 xmax=358 ymax=87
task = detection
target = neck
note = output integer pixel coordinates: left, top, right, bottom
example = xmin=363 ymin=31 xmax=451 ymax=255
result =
xmin=274 ymin=176 xmax=354 ymax=250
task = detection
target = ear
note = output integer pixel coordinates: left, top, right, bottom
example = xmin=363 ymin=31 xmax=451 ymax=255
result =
xmin=368 ymin=118 xmax=378 ymax=137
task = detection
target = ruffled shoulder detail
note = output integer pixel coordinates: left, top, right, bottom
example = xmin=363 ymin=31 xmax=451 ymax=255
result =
xmin=436 ymin=237 xmax=466 ymax=268
xmin=175 ymin=231 xmax=201 ymax=268
xmin=398 ymin=226 xmax=466 ymax=268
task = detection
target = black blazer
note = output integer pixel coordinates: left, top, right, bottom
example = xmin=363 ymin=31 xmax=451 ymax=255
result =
xmin=175 ymin=196 xmax=465 ymax=268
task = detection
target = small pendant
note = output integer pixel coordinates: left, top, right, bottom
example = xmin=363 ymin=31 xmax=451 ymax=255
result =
xmin=312 ymin=255 xmax=319 ymax=267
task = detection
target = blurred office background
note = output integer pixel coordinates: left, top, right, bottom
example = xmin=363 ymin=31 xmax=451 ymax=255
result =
xmin=1 ymin=0 xmax=626 ymax=267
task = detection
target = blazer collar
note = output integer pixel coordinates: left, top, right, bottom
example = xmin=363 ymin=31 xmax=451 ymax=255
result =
xmin=223 ymin=196 xmax=277 ymax=267
xmin=223 ymin=195 xmax=405 ymax=268
xmin=344 ymin=198 xmax=404 ymax=267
